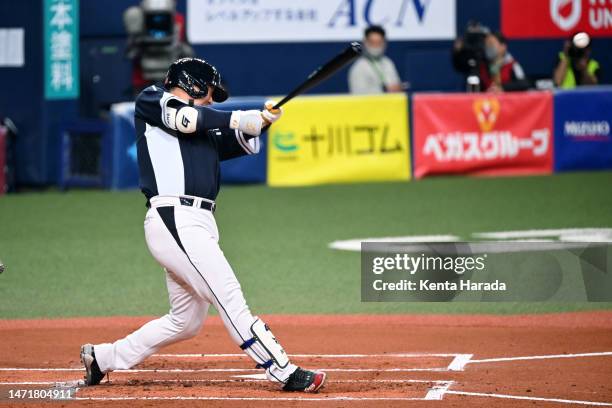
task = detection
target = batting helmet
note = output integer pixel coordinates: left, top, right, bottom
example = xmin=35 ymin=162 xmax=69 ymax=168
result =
xmin=164 ymin=57 xmax=228 ymax=102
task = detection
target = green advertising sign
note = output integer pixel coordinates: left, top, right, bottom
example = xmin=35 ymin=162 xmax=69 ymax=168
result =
xmin=44 ymin=0 xmax=79 ymax=100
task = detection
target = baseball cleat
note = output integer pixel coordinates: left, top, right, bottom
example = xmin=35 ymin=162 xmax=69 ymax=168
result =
xmin=80 ymin=344 xmax=105 ymax=386
xmin=282 ymin=367 xmax=326 ymax=392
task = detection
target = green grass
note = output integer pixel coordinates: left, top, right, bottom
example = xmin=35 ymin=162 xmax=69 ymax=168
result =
xmin=1 ymin=171 xmax=611 ymax=318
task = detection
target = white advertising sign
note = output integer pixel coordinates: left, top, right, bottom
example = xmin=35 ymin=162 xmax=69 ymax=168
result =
xmin=187 ymin=0 xmax=456 ymax=43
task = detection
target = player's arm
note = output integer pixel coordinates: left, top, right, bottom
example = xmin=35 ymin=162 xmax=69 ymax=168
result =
xmin=213 ymin=128 xmax=261 ymax=161
xmin=135 ymin=85 xmax=266 ymax=136
xmin=215 ymin=100 xmax=283 ymax=161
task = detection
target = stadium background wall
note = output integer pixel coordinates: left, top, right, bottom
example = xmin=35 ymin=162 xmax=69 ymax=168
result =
xmin=0 ymin=0 xmax=611 ymax=186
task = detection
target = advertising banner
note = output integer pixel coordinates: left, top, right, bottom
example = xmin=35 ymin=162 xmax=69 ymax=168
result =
xmin=267 ymin=93 xmax=410 ymax=186
xmin=554 ymin=87 xmax=612 ymax=171
xmin=44 ymin=0 xmax=79 ymax=99
xmin=413 ymin=92 xmax=553 ymax=178
xmin=187 ymin=0 xmax=456 ymax=43
xmin=502 ymin=0 xmax=612 ymax=39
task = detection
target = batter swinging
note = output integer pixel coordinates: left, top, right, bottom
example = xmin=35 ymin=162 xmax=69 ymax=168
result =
xmin=80 ymin=58 xmax=326 ymax=392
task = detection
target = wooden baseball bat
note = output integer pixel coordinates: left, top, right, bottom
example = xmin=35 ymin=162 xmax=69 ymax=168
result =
xmin=262 ymin=42 xmax=362 ymax=129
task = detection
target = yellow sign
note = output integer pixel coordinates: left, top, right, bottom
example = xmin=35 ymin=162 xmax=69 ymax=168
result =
xmin=267 ymin=93 xmax=411 ymax=186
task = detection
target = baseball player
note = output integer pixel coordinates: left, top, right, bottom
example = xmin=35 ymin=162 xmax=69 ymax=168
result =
xmin=80 ymin=58 xmax=326 ymax=392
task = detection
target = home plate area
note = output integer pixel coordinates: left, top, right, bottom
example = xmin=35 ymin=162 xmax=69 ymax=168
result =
xmin=2 ymin=353 xmax=466 ymax=402
xmin=3 ymin=351 xmax=612 ymax=405
xmin=2 ymin=313 xmax=612 ymax=406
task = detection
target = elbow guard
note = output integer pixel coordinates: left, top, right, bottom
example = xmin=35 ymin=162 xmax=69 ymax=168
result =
xmin=161 ymin=92 xmax=232 ymax=133
xmin=163 ymin=104 xmax=199 ymax=134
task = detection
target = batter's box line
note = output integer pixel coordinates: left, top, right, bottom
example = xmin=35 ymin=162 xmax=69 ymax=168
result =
xmin=0 ymin=367 xmax=452 ymax=373
xmin=0 ymin=354 xmax=473 ymax=374
xmin=69 ymin=381 xmax=457 ymax=403
xmin=0 ymin=379 xmax=454 ymax=386
xmin=444 ymin=390 xmax=612 ymax=406
xmin=71 ymin=396 xmax=444 ymax=402
xmin=153 ymin=352 xmax=475 ymax=372
xmin=152 ymin=352 xmax=465 ymax=358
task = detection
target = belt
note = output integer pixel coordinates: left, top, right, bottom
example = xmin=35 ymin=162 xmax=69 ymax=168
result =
xmin=147 ymin=196 xmax=216 ymax=213
xmin=178 ymin=196 xmax=216 ymax=213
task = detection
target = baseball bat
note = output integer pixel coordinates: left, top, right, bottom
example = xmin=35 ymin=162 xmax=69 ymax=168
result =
xmin=262 ymin=42 xmax=362 ymax=130
xmin=272 ymin=42 xmax=362 ymax=110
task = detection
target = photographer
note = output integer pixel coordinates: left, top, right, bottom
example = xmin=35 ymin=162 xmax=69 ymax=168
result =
xmin=452 ymin=20 xmax=489 ymax=87
xmin=452 ymin=23 xmax=529 ymax=92
xmin=553 ymin=32 xmax=600 ymax=89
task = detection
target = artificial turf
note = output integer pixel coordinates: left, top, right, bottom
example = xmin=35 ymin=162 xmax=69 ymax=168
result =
xmin=0 ymin=171 xmax=611 ymax=318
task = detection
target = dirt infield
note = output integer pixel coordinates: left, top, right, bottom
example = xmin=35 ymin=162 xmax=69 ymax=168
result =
xmin=1 ymin=312 xmax=612 ymax=407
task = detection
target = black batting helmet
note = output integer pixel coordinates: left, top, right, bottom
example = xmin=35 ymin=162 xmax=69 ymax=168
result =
xmin=164 ymin=58 xmax=228 ymax=102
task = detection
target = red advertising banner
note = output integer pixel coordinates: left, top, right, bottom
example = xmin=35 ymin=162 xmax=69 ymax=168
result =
xmin=502 ymin=0 xmax=612 ymax=39
xmin=412 ymin=92 xmax=553 ymax=179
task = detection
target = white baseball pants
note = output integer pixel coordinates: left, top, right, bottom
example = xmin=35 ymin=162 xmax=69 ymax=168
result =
xmin=94 ymin=195 xmax=297 ymax=383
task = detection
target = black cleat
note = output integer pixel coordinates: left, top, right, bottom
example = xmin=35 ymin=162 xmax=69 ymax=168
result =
xmin=80 ymin=344 xmax=105 ymax=386
xmin=282 ymin=367 xmax=326 ymax=392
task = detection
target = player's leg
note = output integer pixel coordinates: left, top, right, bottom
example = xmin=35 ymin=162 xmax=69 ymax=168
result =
xmin=168 ymin=206 xmax=325 ymax=391
xmin=92 ymin=270 xmax=209 ymax=373
xmin=82 ymin=208 xmax=210 ymax=382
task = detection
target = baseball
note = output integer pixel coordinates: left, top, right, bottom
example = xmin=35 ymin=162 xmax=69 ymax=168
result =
xmin=573 ymin=32 xmax=590 ymax=49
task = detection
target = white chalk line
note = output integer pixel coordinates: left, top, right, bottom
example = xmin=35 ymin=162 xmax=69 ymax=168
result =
xmin=447 ymin=353 xmax=472 ymax=371
xmin=0 ymin=368 xmax=83 ymax=372
xmin=0 ymin=367 xmax=448 ymax=373
xmin=0 ymin=379 xmax=451 ymax=386
xmin=72 ymin=396 xmax=429 ymax=401
xmin=469 ymin=351 xmax=612 ymax=364
xmin=425 ymin=381 xmax=454 ymax=400
xmin=0 ymin=381 xmax=82 ymax=386
xmin=152 ymin=352 xmax=462 ymax=358
xmin=446 ymin=390 xmax=612 ymax=406
xmin=0 ymin=352 xmax=460 ymax=374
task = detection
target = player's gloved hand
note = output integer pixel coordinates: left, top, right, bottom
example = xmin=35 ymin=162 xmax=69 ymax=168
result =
xmin=230 ymin=110 xmax=264 ymax=136
xmin=261 ymin=100 xmax=283 ymax=125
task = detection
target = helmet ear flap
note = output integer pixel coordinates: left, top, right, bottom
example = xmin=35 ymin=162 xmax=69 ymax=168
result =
xmin=212 ymin=86 xmax=228 ymax=103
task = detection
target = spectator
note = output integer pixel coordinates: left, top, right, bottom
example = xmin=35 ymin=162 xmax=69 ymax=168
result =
xmin=479 ymin=32 xmax=529 ymax=92
xmin=553 ymin=32 xmax=600 ymax=89
xmin=348 ymin=25 xmax=402 ymax=94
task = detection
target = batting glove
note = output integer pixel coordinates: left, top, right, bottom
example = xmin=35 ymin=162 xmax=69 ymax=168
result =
xmin=261 ymin=100 xmax=283 ymax=125
xmin=229 ymin=110 xmax=264 ymax=136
